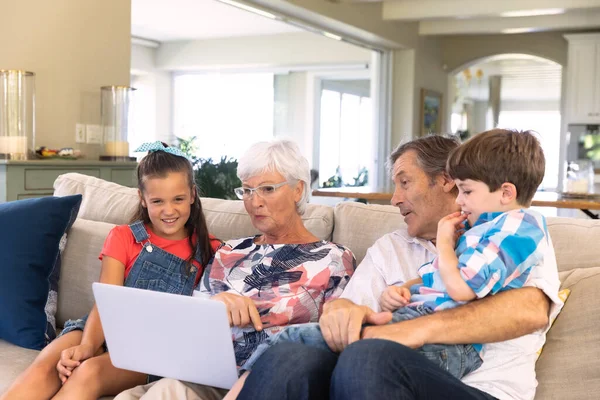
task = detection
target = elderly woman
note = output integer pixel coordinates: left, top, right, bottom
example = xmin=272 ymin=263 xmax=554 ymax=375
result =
xmin=116 ymin=138 xmax=355 ymax=400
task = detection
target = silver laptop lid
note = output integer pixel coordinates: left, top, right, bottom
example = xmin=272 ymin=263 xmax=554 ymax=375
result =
xmin=92 ymin=282 xmax=238 ymax=389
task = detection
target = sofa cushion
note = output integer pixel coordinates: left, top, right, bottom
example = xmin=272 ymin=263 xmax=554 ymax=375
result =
xmin=202 ymin=197 xmax=334 ymax=242
xmin=536 ymin=288 xmax=571 ymax=359
xmin=535 ymin=268 xmax=600 ymax=399
xmin=0 ymin=195 xmax=82 ymax=350
xmin=0 ymin=338 xmax=115 ymax=399
xmin=56 ymin=218 xmax=116 ymax=327
xmin=0 ymin=339 xmax=40 ymax=394
xmin=54 ymin=173 xmax=335 ymax=242
xmin=332 ymin=205 xmax=599 ymax=269
xmin=54 ymin=173 xmax=139 ymax=225
xmin=333 ymin=201 xmax=404 ymax=264
xmin=547 ymin=217 xmax=600 ymax=273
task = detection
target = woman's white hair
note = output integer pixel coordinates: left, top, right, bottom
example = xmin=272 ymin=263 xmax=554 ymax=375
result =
xmin=237 ymin=138 xmax=311 ymax=215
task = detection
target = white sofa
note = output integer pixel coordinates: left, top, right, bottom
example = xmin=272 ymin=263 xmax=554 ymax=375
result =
xmin=1 ymin=172 xmax=599 ymax=399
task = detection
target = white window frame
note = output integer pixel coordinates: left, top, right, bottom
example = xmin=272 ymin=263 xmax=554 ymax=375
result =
xmin=310 ymin=51 xmax=393 ymax=192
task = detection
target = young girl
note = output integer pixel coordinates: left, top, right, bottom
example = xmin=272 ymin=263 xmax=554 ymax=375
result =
xmin=1 ymin=142 xmax=221 ymax=400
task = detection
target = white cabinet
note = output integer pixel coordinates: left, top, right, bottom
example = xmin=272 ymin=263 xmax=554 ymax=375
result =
xmin=565 ymin=34 xmax=600 ymax=124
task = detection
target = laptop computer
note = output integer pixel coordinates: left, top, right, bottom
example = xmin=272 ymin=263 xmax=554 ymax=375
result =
xmin=92 ymin=282 xmax=238 ymax=389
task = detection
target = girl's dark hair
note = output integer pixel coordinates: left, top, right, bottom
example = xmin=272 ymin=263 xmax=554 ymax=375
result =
xmin=131 ymin=144 xmax=214 ymax=272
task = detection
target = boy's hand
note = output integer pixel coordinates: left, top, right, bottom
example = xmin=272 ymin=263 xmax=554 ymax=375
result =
xmin=379 ymin=286 xmax=411 ymax=312
xmin=437 ymin=211 xmax=468 ymax=248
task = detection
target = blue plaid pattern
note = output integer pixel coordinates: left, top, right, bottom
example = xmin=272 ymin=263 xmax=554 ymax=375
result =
xmin=411 ymin=209 xmax=549 ymax=312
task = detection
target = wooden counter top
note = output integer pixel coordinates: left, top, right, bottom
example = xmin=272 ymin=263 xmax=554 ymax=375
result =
xmin=312 ymin=188 xmax=600 ymax=211
xmin=312 ymin=187 xmax=393 ymax=202
xmin=0 ymin=159 xmax=137 ymax=166
xmin=531 ymin=192 xmax=600 ymax=210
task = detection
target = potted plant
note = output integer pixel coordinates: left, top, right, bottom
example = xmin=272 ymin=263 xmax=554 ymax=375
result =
xmin=175 ymin=137 xmax=241 ymax=200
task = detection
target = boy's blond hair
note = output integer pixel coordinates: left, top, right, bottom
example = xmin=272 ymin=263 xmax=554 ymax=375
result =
xmin=446 ymin=129 xmax=545 ymax=206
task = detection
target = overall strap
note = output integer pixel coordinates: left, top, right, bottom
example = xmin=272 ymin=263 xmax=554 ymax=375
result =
xmin=128 ymin=221 xmax=150 ymax=243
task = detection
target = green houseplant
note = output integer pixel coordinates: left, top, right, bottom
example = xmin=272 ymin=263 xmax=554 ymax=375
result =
xmin=175 ymin=136 xmax=241 ymax=200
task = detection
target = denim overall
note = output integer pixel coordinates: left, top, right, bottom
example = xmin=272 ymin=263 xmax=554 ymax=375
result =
xmin=59 ymin=220 xmax=202 ymax=347
xmin=123 ymin=221 xmax=200 ymax=294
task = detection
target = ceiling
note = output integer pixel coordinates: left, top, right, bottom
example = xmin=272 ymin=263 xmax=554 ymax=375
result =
xmin=341 ymin=0 xmax=600 ymax=35
xmin=131 ymin=0 xmax=600 ymax=41
xmin=454 ymin=55 xmax=562 ymax=101
xmin=131 ymin=0 xmax=301 ymax=42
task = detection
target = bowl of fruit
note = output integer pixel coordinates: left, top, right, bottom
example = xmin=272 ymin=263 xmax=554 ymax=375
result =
xmin=35 ymin=147 xmax=82 ymax=159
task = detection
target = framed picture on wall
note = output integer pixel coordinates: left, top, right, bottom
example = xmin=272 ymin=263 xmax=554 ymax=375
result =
xmin=420 ymin=89 xmax=443 ymax=136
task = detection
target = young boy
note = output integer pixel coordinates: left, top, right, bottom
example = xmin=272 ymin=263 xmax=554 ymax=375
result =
xmin=232 ymin=128 xmax=554 ymax=390
xmin=378 ymin=128 xmax=552 ymax=378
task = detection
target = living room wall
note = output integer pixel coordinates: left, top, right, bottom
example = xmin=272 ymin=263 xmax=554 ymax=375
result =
xmin=440 ymin=31 xmax=568 ymax=72
xmin=389 ymin=36 xmax=448 ymax=151
xmin=0 ymin=0 xmax=131 ymax=154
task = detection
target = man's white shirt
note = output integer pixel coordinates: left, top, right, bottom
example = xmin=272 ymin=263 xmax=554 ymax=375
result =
xmin=341 ymin=227 xmax=563 ymax=400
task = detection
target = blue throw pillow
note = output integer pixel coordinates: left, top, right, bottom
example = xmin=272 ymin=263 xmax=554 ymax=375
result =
xmin=0 ymin=194 xmax=82 ymax=350
xmin=44 ymin=197 xmax=80 ymax=345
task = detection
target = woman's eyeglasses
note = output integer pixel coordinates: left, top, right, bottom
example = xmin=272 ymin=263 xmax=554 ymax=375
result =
xmin=234 ymin=181 xmax=295 ymax=200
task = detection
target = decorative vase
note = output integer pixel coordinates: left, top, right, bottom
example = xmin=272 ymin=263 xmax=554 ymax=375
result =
xmin=100 ymin=85 xmax=136 ymax=161
xmin=0 ymin=70 xmax=35 ymax=160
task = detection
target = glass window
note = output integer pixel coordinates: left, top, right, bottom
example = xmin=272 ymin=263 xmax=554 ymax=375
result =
xmin=319 ymin=89 xmax=372 ymax=187
xmin=451 ymin=112 xmax=468 ymax=134
xmin=173 ymin=73 xmax=274 ymax=160
xmin=130 ymin=74 xmax=156 ymax=157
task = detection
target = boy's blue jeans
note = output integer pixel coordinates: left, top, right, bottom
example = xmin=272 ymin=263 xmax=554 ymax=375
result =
xmin=242 ymin=304 xmax=482 ymax=380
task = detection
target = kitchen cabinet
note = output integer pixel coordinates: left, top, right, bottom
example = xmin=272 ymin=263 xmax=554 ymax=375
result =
xmin=565 ymin=34 xmax=600 ymax=124
xmin=0 ymin=160 xmax=137 ymax=202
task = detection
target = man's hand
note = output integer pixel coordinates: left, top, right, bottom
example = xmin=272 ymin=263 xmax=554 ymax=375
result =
xmin=361 ymin=287 xmax=551 ymax=349
xmin=379 ymin=286 xmax=410 ymax=312
xmin=319 ymin=299 xmax=392 ymax=353
xmin=361 ymin=318 xmax=428 ymax=349
xmin=212 ymin=292 xmax=263 ymax=331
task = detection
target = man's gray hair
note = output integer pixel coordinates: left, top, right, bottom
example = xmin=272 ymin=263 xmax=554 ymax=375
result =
xmin=237 ymin=138 xmax=311 ymax=215
xmin=388 ymin=135 xmax=461 ymax=184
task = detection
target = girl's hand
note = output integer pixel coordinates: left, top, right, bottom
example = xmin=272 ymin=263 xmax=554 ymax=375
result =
xmin=436 ymin=212 xmax=468 ymax=248
xmin=379 ymin=286 xmax=411 ymax=312
xmin=213 ymin=292 xmax=263 ymax=331
xmin=56 ymin=342 xmax=96 ymax=384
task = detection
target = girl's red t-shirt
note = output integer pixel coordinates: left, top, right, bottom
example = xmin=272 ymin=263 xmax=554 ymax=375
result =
xmin=99 ymin=224 xmax=221 ymax=285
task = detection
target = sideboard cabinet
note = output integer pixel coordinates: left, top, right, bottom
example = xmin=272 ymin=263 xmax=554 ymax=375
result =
xmin=0 ymin=160 xmax=137 ymax=202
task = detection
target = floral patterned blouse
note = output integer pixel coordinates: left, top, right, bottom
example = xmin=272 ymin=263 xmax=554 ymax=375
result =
xmin=197 ymin=236 xmax=356 ymax=366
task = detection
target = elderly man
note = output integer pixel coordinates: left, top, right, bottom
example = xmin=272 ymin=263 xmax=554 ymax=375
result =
xmin=236 ymin=135 xmax=562 ymax=400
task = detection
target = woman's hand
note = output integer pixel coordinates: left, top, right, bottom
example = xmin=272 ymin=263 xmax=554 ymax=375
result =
xmin=213 ymin=292 xmax=263 ymax=331
xmin=379 ymin=286 xmax=410 ymax=312
xmin=56 ymin=342 xmax=96 ymax=384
